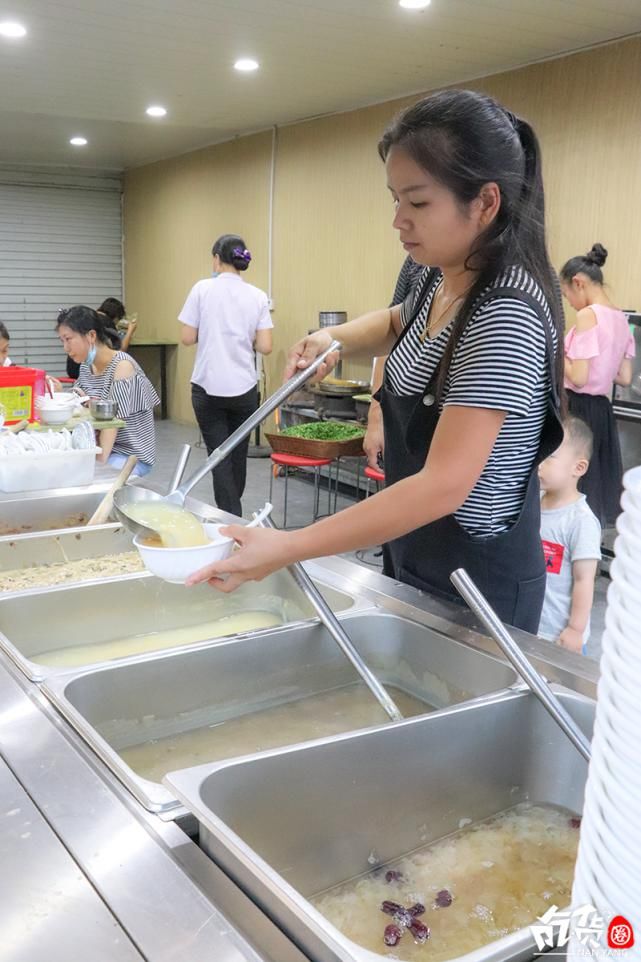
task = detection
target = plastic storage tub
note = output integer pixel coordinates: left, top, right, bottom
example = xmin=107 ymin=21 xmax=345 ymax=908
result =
xmin=0 ymin=366 xmax=46 ymax=424
xmin=0 ymin=447 xmax=101 ymax=492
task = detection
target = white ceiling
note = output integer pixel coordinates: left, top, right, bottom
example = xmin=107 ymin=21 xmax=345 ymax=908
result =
xmin=1 ymin=0 xmax=641 ymax=171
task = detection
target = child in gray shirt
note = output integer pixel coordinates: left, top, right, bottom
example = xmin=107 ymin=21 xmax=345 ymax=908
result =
xmin=538 ymin=417 xmax=601 ymax=654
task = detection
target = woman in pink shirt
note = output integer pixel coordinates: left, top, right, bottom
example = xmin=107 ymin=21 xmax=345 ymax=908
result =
xmin=560 ymin=243 xmax=635 ymax=525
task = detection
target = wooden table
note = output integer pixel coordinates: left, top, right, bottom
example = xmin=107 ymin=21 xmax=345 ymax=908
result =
xmin=27 ymin=416 xmax=126 ymax=432
xmin=128 ymin=340 xmax=178 ymax=420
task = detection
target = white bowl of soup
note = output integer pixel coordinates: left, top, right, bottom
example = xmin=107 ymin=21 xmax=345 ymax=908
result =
xmin=134 ymin=525 xmax=234 ymax=584
xmin=128 ymin=503 xmax=234 ymax=584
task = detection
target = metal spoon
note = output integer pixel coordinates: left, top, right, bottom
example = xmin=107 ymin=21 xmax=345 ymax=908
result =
xmin=113 ymin=340 xmax=342 ymax=541
xmin=450 ymin=568 xmax=591 ymax=762
xmin=254 ymin=511 xmax=403 ymax=723
xmin=167 ymin=443 xmax=191 ymax=494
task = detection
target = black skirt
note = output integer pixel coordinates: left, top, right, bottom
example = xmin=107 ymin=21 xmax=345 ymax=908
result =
xmin=567 ymin=390 xmax=622 ymax=526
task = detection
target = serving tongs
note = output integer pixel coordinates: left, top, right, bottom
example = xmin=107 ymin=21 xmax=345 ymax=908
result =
xmin=113 ymin=340 xmax=342 ymax=542
xmin=451 ymin=569 xmax=591 ymax=762
xmin=253 ymin=510 xmax=404 ymax=723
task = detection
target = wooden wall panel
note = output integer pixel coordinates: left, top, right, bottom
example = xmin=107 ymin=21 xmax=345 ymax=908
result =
xmin=123 ymin=132 xmax=272 ymax=422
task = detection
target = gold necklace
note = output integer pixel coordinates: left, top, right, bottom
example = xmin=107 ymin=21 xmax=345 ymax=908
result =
xmin=419 ymin=284 xmax=469 ymax=344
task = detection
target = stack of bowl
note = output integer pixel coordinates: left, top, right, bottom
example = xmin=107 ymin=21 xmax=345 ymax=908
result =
xmin=569 ymin=465 xmax=641 ymax=957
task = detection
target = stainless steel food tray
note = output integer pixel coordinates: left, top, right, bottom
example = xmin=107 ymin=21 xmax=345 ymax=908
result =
xmin=42 ymin=611 xmax=517 ymax=813
xmin=0 ymin=524 xmax=137 ymax=588
xmin=166 ymin=688 xmax=594 ymax=962
xmin=0 ymin=482 xmax=113 ymax=538
xmin=0 ymin=567 xmax=360 ymax=682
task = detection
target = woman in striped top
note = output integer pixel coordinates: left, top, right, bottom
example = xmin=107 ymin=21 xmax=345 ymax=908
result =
xmin=57 ymin=306 xmax=159 ymax=476
xmin=190 ymin=90 xmax=564 ymax=634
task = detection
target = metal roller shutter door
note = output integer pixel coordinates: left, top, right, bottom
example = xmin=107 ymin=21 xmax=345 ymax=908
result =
xmin=0 ymin=173 xmax=122 ymax=376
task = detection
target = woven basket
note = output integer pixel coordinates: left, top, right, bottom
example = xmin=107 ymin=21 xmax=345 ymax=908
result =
xmin=265 ymin=431 xmax=364 ymax=460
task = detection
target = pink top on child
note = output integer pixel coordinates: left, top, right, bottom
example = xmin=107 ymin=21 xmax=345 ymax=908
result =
xmin=564 ymin=303 xmax=635 ymax=396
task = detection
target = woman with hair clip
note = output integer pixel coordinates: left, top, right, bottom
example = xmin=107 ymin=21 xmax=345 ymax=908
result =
xmin=189 ymin=90 xmax=564 ymax=633
xmin=560 ymin=243 xmax=635 ymax=526
xmin=179 ymin=233 xmax=273 ymax=517
xmin=56 ymin=305 xmax=159 ymax=476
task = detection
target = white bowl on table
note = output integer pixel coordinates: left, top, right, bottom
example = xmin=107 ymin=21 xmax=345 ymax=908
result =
xmin=36 ymin=394 xmax=78 ymax=425
xmin=133 ymin=523 xmax=234 ymax=585
xmin=38 ymin=407 xmax=73 ymax=425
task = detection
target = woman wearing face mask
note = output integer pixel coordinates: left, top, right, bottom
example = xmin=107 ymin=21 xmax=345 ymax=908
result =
xmin=56 ymin=305 xmax=159 ymax=476
xmin=189 ymin=89 xmax=564 ymax=633
xmin=560 ymin=244 xmax=635 ymax=526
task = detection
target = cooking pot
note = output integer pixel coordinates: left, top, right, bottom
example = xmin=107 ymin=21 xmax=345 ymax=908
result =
xmin=89 ymin=398 xmax=118 ymax=420
xmin=316 ymin=377 xmax=369 ymax=397
xmin=352 ymin=394 xmax=372 ymax=422
xmin=318 ymin=311 xmax=347 ymax=328
xmin=311 ymin=390 xmax=357 ymax=419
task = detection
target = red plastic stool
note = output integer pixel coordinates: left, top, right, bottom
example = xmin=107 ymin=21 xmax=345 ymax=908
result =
xmin=269 ymin=453 xmax=333 ymax=527
xmin=364 ymin=464 xmax=385 ymax=496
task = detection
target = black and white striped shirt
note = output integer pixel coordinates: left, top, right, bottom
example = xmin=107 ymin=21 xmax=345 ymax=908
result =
xmin=386 ymin=266 xmax=557 ymax=538
xmin=77 ymin=351 xmax=160 ymax=465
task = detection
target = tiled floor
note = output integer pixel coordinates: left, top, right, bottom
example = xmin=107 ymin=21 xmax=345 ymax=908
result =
xmin=150 ymin=419 xmax=606 ymax=662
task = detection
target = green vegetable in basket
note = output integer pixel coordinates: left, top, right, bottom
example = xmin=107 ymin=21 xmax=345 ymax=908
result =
xmin=279 ymin=421 xmax=365 ymax=441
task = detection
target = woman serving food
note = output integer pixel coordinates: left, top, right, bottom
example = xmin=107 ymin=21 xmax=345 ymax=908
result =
xmin=189 ymin=89 xmax=564 ymax=632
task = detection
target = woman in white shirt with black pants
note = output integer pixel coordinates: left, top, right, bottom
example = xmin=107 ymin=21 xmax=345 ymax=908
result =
xmin=179 ymin=234 xmax=273 ymax=516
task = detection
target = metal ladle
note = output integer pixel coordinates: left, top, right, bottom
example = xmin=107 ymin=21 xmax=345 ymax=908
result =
xmin=113 ymin=340 xmax=342 ymax=541
xmin=254 ymin=511 xmax=403 ymax=723
xmin=450 ymin=568 xmax=591 ymax=762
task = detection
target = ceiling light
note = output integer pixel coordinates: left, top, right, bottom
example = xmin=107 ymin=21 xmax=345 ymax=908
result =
xmin=146 ymin=105 xmax=167 ymax=118
xmin=234 ymin=58 xmax=259 ymax=72
xmin=0 ymin=20 xmax=27 ymax=37
xmin=69 ymin=136 xmax=88 ymax=147
xmin=399 ymin=0 xmax=431 ymax=8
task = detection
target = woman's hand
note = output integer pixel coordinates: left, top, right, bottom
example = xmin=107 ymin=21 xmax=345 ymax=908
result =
xmin=558 ymin=626 xmax=584 ymax=654
xmin=283 ymin=330 xmax=339 ymax=382
xmin=186 ymin=525 xmax=296 ymax=592
xmin=363 ymin=405 xmax=384 ymax=469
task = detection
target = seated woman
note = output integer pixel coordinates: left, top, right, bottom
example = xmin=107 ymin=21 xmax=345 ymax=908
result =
xmin=98 ymin=297 xmax=138 ymax=352
xmin=56 ymin=305 xmax=159 ymax=476
xmin=66 ymin=297 xmax=137 ymax=380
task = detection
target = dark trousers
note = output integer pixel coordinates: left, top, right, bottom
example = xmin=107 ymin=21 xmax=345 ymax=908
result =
xmin=191 ymin=382 xmax=258 ymax=517
xmin=567 ymin=389 xmax=623 ymax=526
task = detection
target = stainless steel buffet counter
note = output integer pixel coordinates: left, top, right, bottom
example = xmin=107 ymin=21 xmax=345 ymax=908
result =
xmin=0 ymin=487 xmax=599 ymax=962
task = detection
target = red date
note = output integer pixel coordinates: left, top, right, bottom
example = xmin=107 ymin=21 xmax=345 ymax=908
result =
xmin=381 ymin=900 xmax=404 ymax=916
xmin=384 ymin=924 xmax=403 ymax=947
xmin=410 ymin=919 xmax=431 ymax=943
xmin=435 ymin=888 xmax=453 ymax=908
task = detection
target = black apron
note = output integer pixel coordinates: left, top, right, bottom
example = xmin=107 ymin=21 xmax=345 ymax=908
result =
xmin=377 ymin=277 xmax=563 ymax=633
